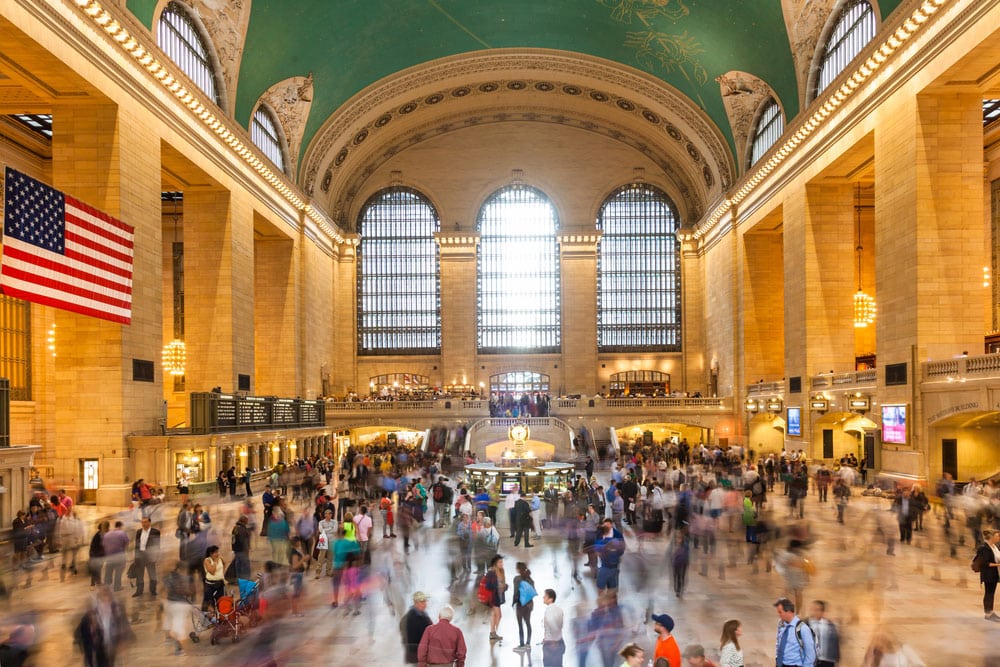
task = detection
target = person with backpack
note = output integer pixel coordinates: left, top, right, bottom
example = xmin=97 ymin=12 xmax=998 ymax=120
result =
xmin=774 ymin=597 xmax=816 ymax=667
xmin=432 ymin=477 xmax=452 ymax=529
xmin=512 ymin=561 xmax=537 ymax=652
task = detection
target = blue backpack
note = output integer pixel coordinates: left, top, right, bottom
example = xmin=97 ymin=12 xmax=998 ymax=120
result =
xmin=518 ymin=579 xmax=537 ymax=603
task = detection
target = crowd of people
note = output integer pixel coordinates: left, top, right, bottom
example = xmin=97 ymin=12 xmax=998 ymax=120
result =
xmin=3 ymin=441 xmax=999 ymax=666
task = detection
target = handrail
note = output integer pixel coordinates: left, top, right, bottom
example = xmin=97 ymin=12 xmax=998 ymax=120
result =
xmin=923 ymin=353 xmax=1000 ymax=380
xmin=745 ymin=382 xmax=784 ymax=395
xmin=810 ymin=369 xmax=877 ymax=390
xmin=324 ymin=399 xmax=488 ymax=412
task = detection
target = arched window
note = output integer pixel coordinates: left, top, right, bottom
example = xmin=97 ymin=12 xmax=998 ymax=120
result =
xmin=357 ymin=187 xmax=441 ymax=355
xmin=156 ymin=1 xmax=222 ymax=106
xmin=813 ymin=0 xmax=876 ymax=99
xmin=748 ymin=98 xmax=784 ymax=168
xmin=251 ymin=105 xmax=287 ymax=173
xmin=609 ymin=371 xmax=671 ymax=397
xmin=597 ymin=184 xmax=681 ymax=352
xmin=490 ymin=371 xmax=550 ymax=395
xmin=477 ymin=186 xmax=560 ymax=353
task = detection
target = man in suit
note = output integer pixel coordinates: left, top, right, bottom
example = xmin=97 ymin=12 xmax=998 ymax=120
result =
xmin=133 ymin=516 xmax=160 ymax=597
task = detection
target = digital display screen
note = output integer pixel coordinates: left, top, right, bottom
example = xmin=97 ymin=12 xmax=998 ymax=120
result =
xmin=501 ymin=475 xmax=520 ymax=494
xmin=881 ymin=404 xmax=907 ymax=444
xmin=787 ymin=407 xmax=801 ymax=436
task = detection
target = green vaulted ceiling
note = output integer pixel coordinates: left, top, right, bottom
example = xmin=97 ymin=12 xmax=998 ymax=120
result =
xmin=126 ymin=0 xmax=903 ymax=161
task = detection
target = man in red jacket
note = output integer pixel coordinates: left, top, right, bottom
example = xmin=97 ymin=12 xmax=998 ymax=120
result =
xmin=418 ymin=605 xmax=466 ymax=667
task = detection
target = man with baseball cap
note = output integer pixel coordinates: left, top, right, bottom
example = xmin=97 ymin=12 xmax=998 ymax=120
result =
xmin=651 ymin=613 xmax=681 ymax=667
xmin=400 ymin=591 xmax=432 ymax=664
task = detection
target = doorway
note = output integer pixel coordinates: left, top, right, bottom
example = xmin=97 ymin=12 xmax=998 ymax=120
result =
xmin=80 ymin=459 xmax=99 ymax=504
xmin=941 ymin=438 xmax=958 ymax=480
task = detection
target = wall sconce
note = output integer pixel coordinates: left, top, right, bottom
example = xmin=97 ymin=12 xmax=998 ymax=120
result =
xmin=848 ymin=392 xmax=870 ymax=412
xmin=745 ymin=398 xmax=759 ymax=412
xmin=47 ymin=324 xmax=56 ymax=358
xmin=810 ymin=397 xmax=829 ymax=412
xmin=766 ymin=398 xmax=783 ymax=413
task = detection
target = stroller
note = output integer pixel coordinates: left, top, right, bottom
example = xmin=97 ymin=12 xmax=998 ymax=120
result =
xmin=235 ymin=576 xmax=263 ymax=627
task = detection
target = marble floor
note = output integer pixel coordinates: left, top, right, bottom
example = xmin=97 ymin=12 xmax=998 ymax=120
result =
xmin=3 ymin=486 xmax=997 ymax=666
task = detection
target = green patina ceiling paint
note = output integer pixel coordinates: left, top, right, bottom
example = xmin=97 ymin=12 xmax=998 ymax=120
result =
xmin=124 ymin=0 xmax=906 ymax=166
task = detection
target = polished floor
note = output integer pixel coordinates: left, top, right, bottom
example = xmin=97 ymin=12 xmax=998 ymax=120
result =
xmin=4 ymin=484 xmax=997 ymax=666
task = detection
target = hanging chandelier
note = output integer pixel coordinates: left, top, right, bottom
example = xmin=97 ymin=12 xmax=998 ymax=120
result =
xmin=853 ymin=184 xmax=876 ymax=328
xmin=162 ymin=339 xmax=187 ymax=376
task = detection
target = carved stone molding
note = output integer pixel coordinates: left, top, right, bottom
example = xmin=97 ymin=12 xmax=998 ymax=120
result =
xmin=300 ymin=49 xmax=734 ymax=204
xmin=189 ymin=0 xmax=251 ymax=114
xmin=258 ymin=74 xmax=313 ymax=177
xmin=716 ymin=70 xmax=777 ymax=172
xmin=328 ymin=105 xmax=706 ymax=230
xmin=781 ymin=0 xmax=838 ymax=105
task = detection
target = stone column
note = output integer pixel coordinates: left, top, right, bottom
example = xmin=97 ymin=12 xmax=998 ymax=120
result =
xmin=183 ymin=189 xmax=255 ymax=393
xmin=330 ymin=236 xmax=357 ymax=394
xmin=873 ymin=91 xmax=985 ymax=478
xmin=254 ymin=234 xmax=298 ymax=396
xmin=50 ymin=102 xmax=162 ymax=503
xmin=559 ymin=233 xmax=600 ymax=395
xmin=435 ymin=232 xmax=479 ymax=389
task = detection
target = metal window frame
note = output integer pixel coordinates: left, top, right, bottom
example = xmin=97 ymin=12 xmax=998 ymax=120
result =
xmin=815 ymin=0 xmax=876 ymax=98
xmin=251 ymin=106 xmax=286 ymax=172
xmin=157 ymin=1 xmax=221 ymax=106
xmin=0 ymin=295 xmax=31 ymax=401
xmin=749 ymin=98 xmax=784 ymax=167
xmin=597 ymin=184 xmax=681 ymax=353
xmin=356 ymin=187 xmax=442 ymax=355
xmin=489 ymin=371 xmax=550 ymax=395
xmin=476 ymin=185 xmax=561 ymax=354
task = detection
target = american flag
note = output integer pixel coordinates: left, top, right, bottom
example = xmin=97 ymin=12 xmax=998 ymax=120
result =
xmin=2 ymin=167 xmax=133 ymax=324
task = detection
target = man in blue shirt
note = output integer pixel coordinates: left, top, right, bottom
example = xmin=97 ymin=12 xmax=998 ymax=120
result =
xmin=594 ymin=520 xmax=625 ymax=591
xmin=774 ymin=597 xmax=816 ymax=667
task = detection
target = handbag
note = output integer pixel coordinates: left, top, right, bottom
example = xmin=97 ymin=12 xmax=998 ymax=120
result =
xmin=126 ymin=561 xmax=138 ymax=580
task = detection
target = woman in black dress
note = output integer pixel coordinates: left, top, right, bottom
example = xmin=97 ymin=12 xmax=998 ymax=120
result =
xmin=975 ymin=528 xmax=1000 ymax=621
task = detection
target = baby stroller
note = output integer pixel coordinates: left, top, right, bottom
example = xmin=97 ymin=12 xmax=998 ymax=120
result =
xmin=235 ymin=576 xmax=263 ymax=627
xmin=209 ymin=595 xmax=244 ymax=644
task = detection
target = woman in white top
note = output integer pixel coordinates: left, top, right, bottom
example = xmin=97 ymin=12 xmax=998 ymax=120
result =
xmin=202 ymin=545 xmax=226 ymax=611
xmin=719 ymin=619 xmax=744 ymax=667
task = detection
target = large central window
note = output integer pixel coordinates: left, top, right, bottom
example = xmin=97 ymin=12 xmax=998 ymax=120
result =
xmin=597 ymin=184 xmax=681 ymax=352
xmin=477 ymin=186 xmax=560 ymax=353
xmin=357 ymin=187 xmax=441 ymax=355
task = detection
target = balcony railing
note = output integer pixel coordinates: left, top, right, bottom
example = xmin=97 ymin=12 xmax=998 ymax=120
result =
xmin=553 ymin=396 xmax=727 ymax=410
xmin=746 ymin=382 xmax=784 ymax=396
xmin=190 ymin=393 xmax=325 ymax=434
xmin=324 ymin=399 xmax=488 ymax=413
xmin=924 ymin=353 xmax=1000 ymax=380
xmin=810 ymin=369 xmax=877 ymax=390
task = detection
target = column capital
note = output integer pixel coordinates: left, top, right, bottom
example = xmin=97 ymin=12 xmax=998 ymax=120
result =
xmin=434 ymin=231 xmax=480 ymax=258
xmin=558 ymin=232 xmax=602 ymax=257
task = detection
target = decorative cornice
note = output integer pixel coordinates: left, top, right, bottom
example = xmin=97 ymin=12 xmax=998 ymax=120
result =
xmin=64 ymin=0 xmax=346 ymax=243
xmin=332 ymin=105 xmax=706 ymax=230
xmin=693 ymin=0 xmax=952 ymax=241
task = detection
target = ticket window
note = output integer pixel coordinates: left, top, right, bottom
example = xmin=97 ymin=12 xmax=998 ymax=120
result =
xmin=175 ymin=453 xmax=205 ymax=484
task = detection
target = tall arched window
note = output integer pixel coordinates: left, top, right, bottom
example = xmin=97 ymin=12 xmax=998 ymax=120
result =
xmin=813 ymin=0 xmax=876 ymax=99
xmin=477 ymin=186 xmax=560 ymax=353
xmin=156 ymin=1 xmax=222 ymax=106
xmin=357 ymin=187 xmax=441 ymax=355
xmin=748 ymin=98 xmax=784 ymax=168
xmin=251 ymin=105 xmax=287 ymax=173
xmin=597 ymin=184 xmax=680 ymax=352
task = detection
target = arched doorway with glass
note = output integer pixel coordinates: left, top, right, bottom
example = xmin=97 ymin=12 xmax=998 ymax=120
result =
xmin=488 ymin=371 xmax=551 ymax=417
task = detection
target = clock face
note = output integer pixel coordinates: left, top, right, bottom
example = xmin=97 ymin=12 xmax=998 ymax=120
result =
xmin=509 ymin=424 xmax=529 ymax=442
